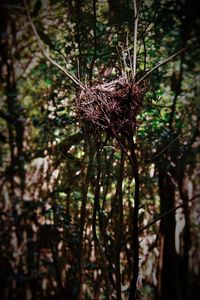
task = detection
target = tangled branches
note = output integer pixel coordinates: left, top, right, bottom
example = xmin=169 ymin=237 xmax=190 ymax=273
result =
xmin=76 ymin=77 xmax=147 ymax=136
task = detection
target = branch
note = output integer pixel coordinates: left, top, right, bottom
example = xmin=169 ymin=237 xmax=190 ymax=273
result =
xmin=89 ymin=0 xmax=97 ymax=82
xmin=136 ymin=47 xmax=187 ymax=85
xmin=24 ymin=0 xmax=84 ymax=89
xmin=138 ymin=194 xmax=200 ymax=233
xmin=122 ymin=194 xmax=200 ymax=244
xmin=146 ymin=134 xmax=179 ymax=162
xmin=132 ymin=0 xmax=139 ymax=79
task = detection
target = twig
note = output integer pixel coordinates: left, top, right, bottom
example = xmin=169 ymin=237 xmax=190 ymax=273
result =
xmin=24 ymin=0 xmax=84 ymax=89
xmin=126 ymin=32 xmax=133 ymax=78
xmin=138 ymin=194 xmax=200 ymax=233
xmin=136 ymin=47 xmax=187 ymax=85
xmin=123 ymin=194 xmax=200 ymax=244
xmin=146 ymin=116 xmax=185 ymax=162
xmin=89 ymin=0 xmax=97 ymax=82
xmin=132 ymin=0 xmax=139 ymax=79
xmin=146 ymin=135 xmax=179 ymax=162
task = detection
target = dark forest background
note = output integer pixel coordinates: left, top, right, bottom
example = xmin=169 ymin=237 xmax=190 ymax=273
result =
xmin=0 ymin=0 xmax=200 ymax=299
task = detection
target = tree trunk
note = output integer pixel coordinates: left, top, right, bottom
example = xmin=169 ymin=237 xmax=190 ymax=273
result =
xmin=128 ymin=137 xmax=140 ymax=300
xmin=178 ymin=175 xmax=191 ymax=300
xmin=157 ymin=171 xmax=179 ymax=300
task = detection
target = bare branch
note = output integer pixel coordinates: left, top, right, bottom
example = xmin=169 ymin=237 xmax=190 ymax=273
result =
xmin=122 ymin=194 xmax=200 ymax=244
xmin=132 ymin=0 xmax=139 ymax=80
xmin=136 ymin=47 xmax=187 ymax=85
xmin=23 ymin=0 xmax=84 ymax=89
xmin=139 ymin=194 xmax=200 ymax=233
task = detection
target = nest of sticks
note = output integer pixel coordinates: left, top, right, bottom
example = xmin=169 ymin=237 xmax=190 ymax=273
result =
xmin=76 ymin=77 xmax=147 ymax=135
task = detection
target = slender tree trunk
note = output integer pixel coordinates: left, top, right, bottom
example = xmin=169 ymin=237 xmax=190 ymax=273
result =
xmin=114 ymin=149 xmax=124 ymax=300
xmin=1 ymin=15 xmax=25 ymax=199
xmin=75 ymin=0 xmax=83 ymax=80
xmin=157 ymin=171 xmax=179 ymax=300
xmin=92 ymin=137 xmax=112 ymax=299
xmin=128 ymin=137 xmax=140 ymax=300
xmin=0 ymin=17 xmax=27 ymax=300
xmin=77 ymin=135 xmax=94 ymax=300
xmin=178 ymin=175 xmax=191 ymax=300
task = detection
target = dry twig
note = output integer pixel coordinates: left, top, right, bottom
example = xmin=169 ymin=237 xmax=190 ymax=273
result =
xmin=24 ymin=0 xmax=84 ymax=89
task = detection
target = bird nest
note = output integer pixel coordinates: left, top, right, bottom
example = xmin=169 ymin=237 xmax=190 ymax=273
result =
xmin=76 ymin=77 xmax=146 ymax=135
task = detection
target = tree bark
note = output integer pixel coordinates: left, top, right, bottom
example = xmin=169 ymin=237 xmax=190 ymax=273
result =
xmin=178 ymin=176 xmax=191 ymax=300
xmin=157 ymin=171 xmax=179 ymax=300
xmin=128 ymin=137 xmax=140 ymax=300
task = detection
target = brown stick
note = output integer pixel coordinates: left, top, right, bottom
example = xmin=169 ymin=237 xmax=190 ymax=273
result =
xmin=128 ymin=137 xmax=140 ymax=300
xmin=132 ymin=0 xmax=139 ymax=79
xmin=136 ymin=47 xmax=187 ymax=85
xmin=139 ymin=194 xmax=200 ymax=233
xmin=122 ymin=194 xmax=200 ymax=244
xmin=78 ymin=137 xmax=94 ymax=299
